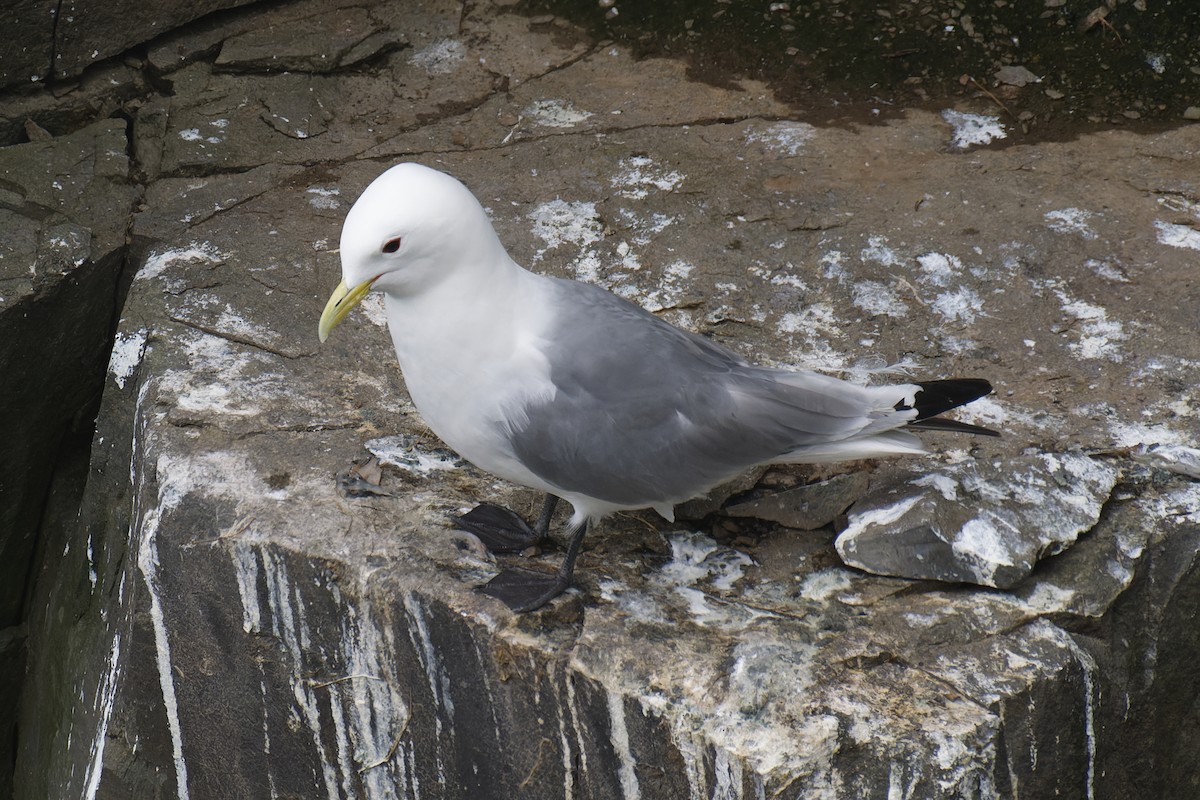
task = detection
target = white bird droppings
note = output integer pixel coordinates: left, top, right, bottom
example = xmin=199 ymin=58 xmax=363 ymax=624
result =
xmin=407 ymin=39 xmax=466 ymax=75
xmin=941 ymin=110 xmax=1006 ymax=149
xmin=1154 ymin=220 xmax=1200 ymax=251
xmin=109 ymin=328 xmax=149 ymax=389
xmin=524 ymin=98 xmax=593 ymax=128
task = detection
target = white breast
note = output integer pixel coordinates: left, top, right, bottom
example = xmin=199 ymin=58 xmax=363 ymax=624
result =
xmin=382 ymin=271 xmax=560 ymax=490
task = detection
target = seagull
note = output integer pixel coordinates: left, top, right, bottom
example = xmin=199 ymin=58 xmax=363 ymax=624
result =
xmin=318 ymin=163 xmax=997 ymax=612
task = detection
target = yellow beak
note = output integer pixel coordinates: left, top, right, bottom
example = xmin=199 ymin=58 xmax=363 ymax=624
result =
xmin=318 ymin=278 xmax=376 ymax=342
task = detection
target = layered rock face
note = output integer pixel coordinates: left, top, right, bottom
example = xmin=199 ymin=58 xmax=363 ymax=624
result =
xmin=3 ymin=1 xmax=1200 ymax=798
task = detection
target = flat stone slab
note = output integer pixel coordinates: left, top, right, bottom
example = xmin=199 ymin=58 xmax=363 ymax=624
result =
xmin=835 ymin=453 xmax=1120 ymax=588
xmin=725 ymin=471 xmax=869 ymax=530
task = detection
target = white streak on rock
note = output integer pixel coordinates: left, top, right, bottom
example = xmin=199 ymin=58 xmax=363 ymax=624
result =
xmin=403 ymin=593 xmax=455 ymax=738
xmin=712 ymin=746 xmax=743 ymax=799
xmin=565 ymin=675 xmax=589 ymax=780
xmin=261 ymin=549 xmax=340 ymax=800
xmin=231 ymin=542 xmax=261 ymax=634
xmin=139 ymin=242 xmax=225 ymax=282
xmin=337 ymin=600 xmax=410 ymax=799
xmin=886 ymin=760 xmax=917 ymax=800
xmin=1063 ymin=635 xmax=1099 ymax=800
xmin=842 ymin=494 xmax=922 ymax=534
xmin=82 ymin=632 xmax=123 ymax=800
xmin=664 ymin=718 xmax=708 ymax=800
xmin=108 ymin=328 xmax=148 ymax=389
xmin=136 ymin=509 xmax=191 ymax=800
xmin=607 ymin=689 xmax=641 ymax=800
xmin=555 ymin=670 xmax=576 ymax=800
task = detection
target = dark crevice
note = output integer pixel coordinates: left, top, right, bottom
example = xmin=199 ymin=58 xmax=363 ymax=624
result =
xmin=5 ymin=109 xmax=143 ymax=799
xmin=47 ymin=0 xmax=64 ymax=81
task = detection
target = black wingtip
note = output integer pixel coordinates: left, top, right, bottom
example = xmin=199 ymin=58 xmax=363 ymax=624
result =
xmin=907 ymin=417 xmax=1001 ymax=437
xmin=908 ymin=379 xmax=993 ymax=420
xmin=895 ymin=378 xmax=998 ymax=437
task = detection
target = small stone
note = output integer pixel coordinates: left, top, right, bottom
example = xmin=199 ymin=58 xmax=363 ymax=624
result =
xmin=1122 ymin=110 xmax=1141 ymax=120
xmin=994 ymin=65 xmax=1040 ymax=87
xmin=23 ymin=119 xmax=52 ymax=141
xmin=677 ymin=466 xmax=768 ymax=520
xmin=725 ymin=471 xmax=870 ymax=530
xmin=1044 ymin=88 xmax=1065 ymax=100
xmin=1184 ymin=106 xmax=1200 ymax=121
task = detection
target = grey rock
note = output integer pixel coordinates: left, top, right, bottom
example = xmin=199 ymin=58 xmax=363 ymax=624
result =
xmin=1132 ymin=442 xmax=1200 ymax=479
xmin=0 ymin=61 xmax=146 ymax=146
xmin=0 ymin=0 xmax=255 ymax=89
xmin=725 ymin=471 xmax=869 ymax=530
xmin=53 ymin=0 xmax=257 ymax=85
xmin=6 ymin=1 xmax=1200 ymax=798
xmin=674 ymin=465 xmax=767 ymax=520
xmin=214 ymin=4 xmax=405 ymax=73
xmin=0 ymin=117 xmax=135 ymax=798
xmin=0 ymin=0 xmax=57 ymax=87
xmin=994 ymin=65 xmax=1040 ymax=87
xmin=835 ymin=453 xmax=1120 ymax=588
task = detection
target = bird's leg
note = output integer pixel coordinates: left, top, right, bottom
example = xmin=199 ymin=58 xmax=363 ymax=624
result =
xmin=479 ymin=519 xmax=589 ymax=612
xmin=532 ymin=494 xmax=559 ymax=538
xmin=452 ymin=494 xmax=559 ymax=553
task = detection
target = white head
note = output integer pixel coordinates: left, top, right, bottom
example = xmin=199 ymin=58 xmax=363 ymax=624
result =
xmin=339 ymin=163 xmax=505 ymax=296
xmin=319 ymin=163 xmax=507 ymax=340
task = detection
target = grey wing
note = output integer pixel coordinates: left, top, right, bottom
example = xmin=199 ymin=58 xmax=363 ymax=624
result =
xmin=508 ymin=279 xmax=902 ymax=507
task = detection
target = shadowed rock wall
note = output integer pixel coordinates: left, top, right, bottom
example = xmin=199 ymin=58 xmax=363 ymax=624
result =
xmin=0 ymin=118 xmax=136 ymax=799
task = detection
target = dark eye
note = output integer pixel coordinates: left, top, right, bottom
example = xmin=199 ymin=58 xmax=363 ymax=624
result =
xmin=382 ymin=237 xmax=401 ymax=254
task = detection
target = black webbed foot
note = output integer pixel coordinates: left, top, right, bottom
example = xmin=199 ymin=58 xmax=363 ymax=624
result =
xmin=479 ymin=568 xmax=571 ymax=613
xmin=476 ymin=512 xmax=589 ymax=613
xmin=451 ymin=503 xmax=541 ymax=553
